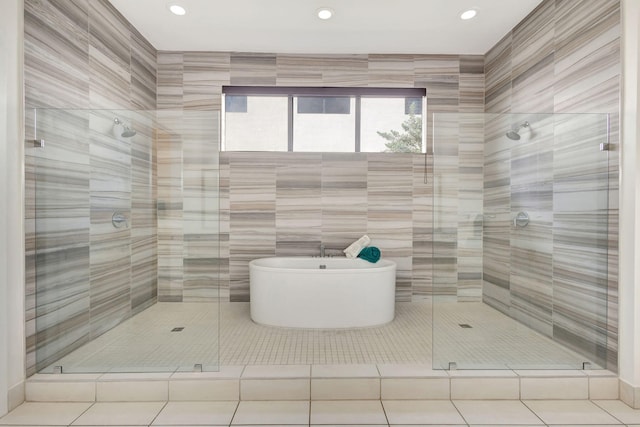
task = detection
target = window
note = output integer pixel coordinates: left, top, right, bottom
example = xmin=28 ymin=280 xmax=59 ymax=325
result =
xmin=225 ymin=95 xmax=247 ymax=113
xmin=405 ymin=97 xmax=423 ymax=115
xmin=222 ymin=86 xmax=426 ymax=153
xmin=297 ymin=96 xmax=351 ymax=114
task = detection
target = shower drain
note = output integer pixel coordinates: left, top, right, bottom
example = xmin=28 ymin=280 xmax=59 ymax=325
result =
xmin=171 ymin=327 xmax=185 ymax=332
xmin=458 ymin=323 xmax=472 ymax=328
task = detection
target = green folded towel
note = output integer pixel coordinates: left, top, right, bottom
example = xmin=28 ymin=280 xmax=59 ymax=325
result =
xmin=358 ymin=246 xmax=380 ymax=263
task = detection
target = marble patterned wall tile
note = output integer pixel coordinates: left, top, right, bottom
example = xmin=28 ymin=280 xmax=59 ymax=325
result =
xmin=156 ymin=129 xmax=184 ymax=302
xmin=184 ymin=52 xmax=230 ymax=110
xmin=552 ymin=113 xmax=611 ymax=367
xmin=415 ymin=55 xmax=460 ymax=152
xmin=459 ymin=55 xmax=484 ymax=74
xmin=554 ymin=1 xmax=620 ymax=114
xmin=89 ymin=44 xmax=131 ymax=109
xmin=511 ymin=0 xmax=556 ymax=81
xmin=25 ymin=0 xmax=92 ymax=374
xmin=484 ymin=33 xmax=513 ymax=98
xmin=367 ymin=153 xmax=414 ymax=300
xmin=481 ymin=0 xmax=620 ymax=370
xmin=482 ymin=115 xmax=512 ymax=310
xmin=511 ymin=53 xmax=555 ymax=113
xmin=88 ymin=112 xmax=132 ymax=338
xmin=25 ymin=0 xmax=159 ymax=375
xmin=367 ymin=55 xmax=415 ymax=87
xmin=457 ymin=113 xmax=484 ymax=300
xmin=131 ymin=114 xmax=157 ymax=314
xmin=320 ymin=55 xmax=368 ymax=86
xmin=414 ymin=55 xmax=460 ymax=100
xmin=275 ymin=153 xmax=322 ymax=257
xmin=182 ymin=117 xmax=221 ymax=301
xmin=228 ymin=153 xmax=277 ymax=300
xmin=32 ymin=110 xmax=92 ymax=372
xmin=509 ymin=117 xmax=554 ymax=336
xmin=131 ymin=28 xmax=157 ymax=110
xmin=432 ymin=113 xmax=460 ymax=299
xmin=411 ymin=154 xmax=433 ymax=301
xmin=87 ymin=1 xmax=133 ymax=109
xmin=459 ymin=74 xmax=484 ymax=113
xmin=157 ymin=52 xmax=184 ymax=110
xmin=24 ymin=0 xmax=90 ymax=110
xmin=553 ymin=0 xmax=620 ymax=371
xmin=275 ymin=55 xmax=324 ymax=86
xmin=218 ymin=154 xmax=231 ymax=300
xmin=88 ymin=1 xmax=131 ymax=69
xmin=230 ymin=53 xmax=277 ymax=86
xmin=321 ymin=153 xmax=368 ymax=247
xmin=485 ymin=80 xmax=512 ymax=115
xmin=158 ymin=52 xmax=486 ymax=303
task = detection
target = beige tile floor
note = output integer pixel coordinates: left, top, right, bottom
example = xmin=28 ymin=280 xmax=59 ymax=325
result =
xmin=2 ymin=399 xmax=640 ymax=426
xmin=45 ymin=301 xmax=601 ymax=373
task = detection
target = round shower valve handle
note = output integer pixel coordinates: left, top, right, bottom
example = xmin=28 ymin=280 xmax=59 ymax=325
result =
xmin=514 ymin=211 xmax=530 ymax=228
xmin=112 ymin=212 xmax=128 ymax=228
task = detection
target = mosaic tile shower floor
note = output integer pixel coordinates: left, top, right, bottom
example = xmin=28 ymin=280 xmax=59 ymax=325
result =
xmin=46 ymin=301 xmax=600 ymax=373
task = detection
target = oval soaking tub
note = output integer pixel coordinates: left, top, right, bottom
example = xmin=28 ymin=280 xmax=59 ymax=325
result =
xmin=249 ymin=257 xmax=396 ymax=328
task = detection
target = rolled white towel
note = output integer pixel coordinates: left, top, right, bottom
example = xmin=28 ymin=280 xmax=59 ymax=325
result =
xmin=343 ymin=235 xmax=371 ymax=259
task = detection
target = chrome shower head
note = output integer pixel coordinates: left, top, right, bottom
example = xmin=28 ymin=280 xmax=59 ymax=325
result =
xmin=113 ymin=117 xmax=136 ymax=138
xmin=506 ymin=121 xmax=530 ymax=140
xmin=506 ymin=130 xmax=521 ymax=140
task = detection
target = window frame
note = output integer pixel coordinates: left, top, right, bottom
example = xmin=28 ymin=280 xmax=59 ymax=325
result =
xmin=222 ymin=86 xmax=427 ymax=153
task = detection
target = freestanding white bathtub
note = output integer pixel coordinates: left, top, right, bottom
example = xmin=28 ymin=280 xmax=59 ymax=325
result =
xmin=249 ymin=257 xmax=396 ymax=328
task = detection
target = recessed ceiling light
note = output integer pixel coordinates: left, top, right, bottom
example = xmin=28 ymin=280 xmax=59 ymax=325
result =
xmin=317 ymin=7 xmax=334 ymax=20
xmin=168 ymin=3 xmax=186 ymax=16
xmin=460 ymin=9 xmax=477 ymax=20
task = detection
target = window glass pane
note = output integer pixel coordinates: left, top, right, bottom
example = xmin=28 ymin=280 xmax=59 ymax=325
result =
xmin=297 ymin=96 xmax=350 ymax=114
xmin=297 ymin=97 xmax=324 ymax=114
xmin=224 ymin=96 xmax=288 ymax=151
xmin=225 ymin=95 xmax=247 ymax=113
xmin=361 ymin=97 xmax=423 ymax=153
xmin=293 ymin=97 xmax=356 ymax=152
xmin=324 ymin=97 xmax=350 ymax=114
xmin=405 ymin=97 xmax=422 ymax=115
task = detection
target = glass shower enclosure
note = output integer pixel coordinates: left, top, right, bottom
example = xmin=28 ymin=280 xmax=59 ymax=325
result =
xmin=432 ymin=113 xmax=611 ymax=370
xmin=32 ymin=109 xmax=221 ymax=373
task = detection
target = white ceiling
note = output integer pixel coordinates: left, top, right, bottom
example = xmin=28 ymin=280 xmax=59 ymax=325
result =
xmin=109 ymin=0 xmax=544 ymax=55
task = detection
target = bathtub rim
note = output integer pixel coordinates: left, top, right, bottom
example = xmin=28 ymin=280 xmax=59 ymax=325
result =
xmin=249 ymin=256 xmax=396 ymax=273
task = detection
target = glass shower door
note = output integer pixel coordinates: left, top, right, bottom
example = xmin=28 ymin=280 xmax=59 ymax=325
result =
xmin=432 ymin=112 xmax=610 ymax=370
xmin=33 ymin=109 xmax=220 ymax=373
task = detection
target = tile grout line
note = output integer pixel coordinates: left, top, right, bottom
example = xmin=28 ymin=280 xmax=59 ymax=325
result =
xmin=520 ymin=398 xmax=555 ymax=426
xmin=66 ymin=400 xmax=95 ymax=427
xmin=227 ymin=400 xmax=240 ymax=427
xmin=450 ymin=398 xmax=470 ymax=426
xmin=592 ymin=399 xmax=629 ymax=425
xmin=147 ymin=400 xmax=168 ymax=426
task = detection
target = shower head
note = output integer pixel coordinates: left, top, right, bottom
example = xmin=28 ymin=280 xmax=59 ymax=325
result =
xmin=505 ymin=130 xmax=521 ymax=140
xmin=120 ymin=127 xmax=137 ymax=138
xmin=113 ymin=117 xmax=136 ymax=138
xmin=506 ymin=121 xmax=530 ymax=140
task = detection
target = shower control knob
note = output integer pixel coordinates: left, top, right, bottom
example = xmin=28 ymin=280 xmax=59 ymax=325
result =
xmin=514 ymin=211 xmax=530 ymax=228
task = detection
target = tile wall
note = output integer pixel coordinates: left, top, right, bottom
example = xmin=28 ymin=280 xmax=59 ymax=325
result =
xmin=156 ymin=53 xmax=486 ymax=302
xmin=22 ymin=0 xmax=621 ymax=376
xmin=24 ymin=0 xmax=157 ymax=374
xmin=483 ymin=0 xmax=620 ymax=369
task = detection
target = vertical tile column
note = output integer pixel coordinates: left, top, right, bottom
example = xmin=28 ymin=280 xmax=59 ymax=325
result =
xmin=24 ymin=0 xmax=92 ymax=372
xmin=367 ymin=154 xmax=413 ymax=301
xmin=228 ymin=153 xmax=277 ymax=301
xmin=457 ymin=56 xmax=485 ymax=301
xmin=483 ymin=33 xmax=513 ymax=314
xmin=275 ymin=154 xmax=322 ymax=257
